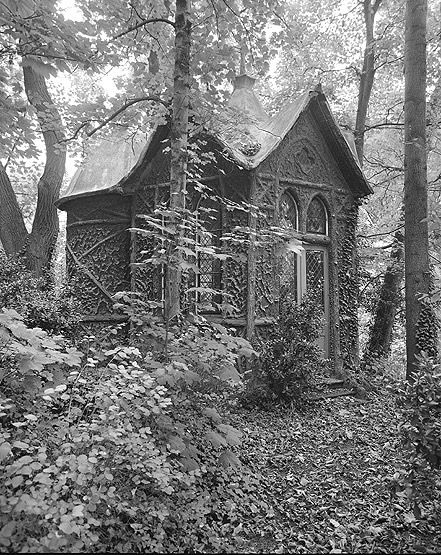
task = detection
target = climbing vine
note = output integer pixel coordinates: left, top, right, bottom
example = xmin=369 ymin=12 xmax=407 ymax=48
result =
xmin=338 ymin=202 xmax=361 ymax=372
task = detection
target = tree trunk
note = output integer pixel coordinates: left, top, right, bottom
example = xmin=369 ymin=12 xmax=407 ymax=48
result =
xmin=0 ymin=161 xmax=28 ymax=254
xmin=404 ymin=0 xmax=433 ymax=381
xmin=165 ymin=0 xmax=191 ymax=322
xmin=354 ymin=0 xmax=382 ymax=164
xmin=363 ymin=222 xmax=404 ymax=361
xmin=22 ymin=61 xmax=66 ymax=277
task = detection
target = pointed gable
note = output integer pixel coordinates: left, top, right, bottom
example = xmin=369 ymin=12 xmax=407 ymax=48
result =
xmin=260 ymin=110 xmax=351 ymax=191
xmin=215 ymin=88 xmax=372 ymax=198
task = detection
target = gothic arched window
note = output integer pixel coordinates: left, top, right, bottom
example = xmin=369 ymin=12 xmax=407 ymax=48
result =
xmin=306 ymin=197 xmax=328 ymax=235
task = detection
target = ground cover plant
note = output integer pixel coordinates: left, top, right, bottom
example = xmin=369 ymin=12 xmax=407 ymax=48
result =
xmin=2 ymin=299 xmax=441 ymax=553
xmin=0 ymin=302 xmax=273 ymax=553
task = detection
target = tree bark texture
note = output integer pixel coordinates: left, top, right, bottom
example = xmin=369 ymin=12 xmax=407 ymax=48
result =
xmin=0 ymin=161 xmax=28 ymax=254
xmin=23 ymin=61 xmax=66 ymax=277
xmin=404 ymin=0 xmax=432 ymax=380
xmin=165 ymin=0 xmax=191 ymax=322
xmin=354 ymin=0 xmax=382 ymax=164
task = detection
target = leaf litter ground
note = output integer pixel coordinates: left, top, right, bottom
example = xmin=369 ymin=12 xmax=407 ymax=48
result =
xmin=219 ymin=392 xmax=441 ymax=553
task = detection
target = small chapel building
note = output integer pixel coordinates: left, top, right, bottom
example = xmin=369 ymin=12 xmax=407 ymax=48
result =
xmin=56 ymin=75 xmax=372 ymax=370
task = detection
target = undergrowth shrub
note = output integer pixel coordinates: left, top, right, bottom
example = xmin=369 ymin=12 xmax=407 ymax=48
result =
xmin=241 ymin=293 xmax=324 ymax=407
xmin=0 ymin=301 xmax=273 ymax=553
xmin=0 ymin=252 xmax=81 ymax=337
xmin=358 ymin=354 xmax=405 ymax=393
xmin=396 ymin=354 xmax=441 ymax=517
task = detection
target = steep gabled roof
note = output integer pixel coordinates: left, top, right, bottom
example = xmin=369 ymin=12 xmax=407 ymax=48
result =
xmin=57 ymin=80 xmax=372 ymax=209
xmin=116 ymin=87 xmax=371 ymax=198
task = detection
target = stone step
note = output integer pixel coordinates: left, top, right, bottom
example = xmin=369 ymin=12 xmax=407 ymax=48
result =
xmin=308 ymin=388 xmax=354 ymax=400
xmin=308 ymin=377 xmax=354 ymax=400
xmin=319 ymin=377 xmax=345 ymax=389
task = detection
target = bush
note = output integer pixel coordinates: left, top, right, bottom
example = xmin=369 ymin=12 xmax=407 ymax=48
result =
xmin=398 ymin=354 xmax=441 ymax=470
xmin=241 ymin=293 xmax=324 ymax=407
xmin=0 ymin=252 xmax=81 ymax=337
xmin=0 ymin=302 xmax=273 ymax=553
xmin=395 ymin=354 xmax=441 ymax=517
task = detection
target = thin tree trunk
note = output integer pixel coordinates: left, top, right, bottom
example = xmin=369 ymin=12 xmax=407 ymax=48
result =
xmin=165 ymin=0 xmax=191 ymax=322
xmin=0 ymin=161 xmax=28 ymax=254
xmin=404 ymin=0 xmax=433 ymax=381
xmin=22 ymin=61 xmax=66 ymax=277
xmin=354 ymin=0 xmax=382 ymax=164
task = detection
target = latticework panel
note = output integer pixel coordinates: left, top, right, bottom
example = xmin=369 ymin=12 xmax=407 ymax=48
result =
xmin=279 ymin=251 xmax=298 ymax=304
xmin=306 ymin=249 xmax=325 ymax=305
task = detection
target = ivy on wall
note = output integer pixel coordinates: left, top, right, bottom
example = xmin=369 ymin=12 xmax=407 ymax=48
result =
xmin=338 ymin=202 xmax=361 ymax=371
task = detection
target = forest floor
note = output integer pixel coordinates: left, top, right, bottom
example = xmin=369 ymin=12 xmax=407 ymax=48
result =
xmin=219 ymin=391 xmax=441 ymax=554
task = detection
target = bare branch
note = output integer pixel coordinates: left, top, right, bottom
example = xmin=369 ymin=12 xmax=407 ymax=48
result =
xmin=87 ymin=96 xmax=169 ymax=137
xmin=365 ymin=121 xmax=405 ymax=132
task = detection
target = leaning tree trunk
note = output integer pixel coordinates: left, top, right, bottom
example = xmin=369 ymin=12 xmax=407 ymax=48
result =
xmin=363 ymin=221 xmax=404 ymax=363
xmin=165 ymin=0 xmax=191 ymax=323
xmin=22 ymin=60 xmax=66 ymax=277
xmin=0 ymin=161 xmax=28 ymax=254
xmin=354 ymin=0 xmax=382 ymax=163
xmin=404 ymin=0 xmax=434 ymax=381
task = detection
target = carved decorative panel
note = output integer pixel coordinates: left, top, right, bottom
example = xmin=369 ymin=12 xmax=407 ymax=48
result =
xmin=259 ymin=112 xmax=349 ymax=190
xmin=133 ymin=187 xmax=163 ymax=302
xmin=255 ymin=247 xmax=277 ymax=318
xmin=255 ymin=175 xmax=277 ymax=209
xmin=66 ymin=198 xmax=131 ymax=316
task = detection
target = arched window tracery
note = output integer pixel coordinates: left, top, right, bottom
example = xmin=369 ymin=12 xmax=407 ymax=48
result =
xmin=306 ymin=196 xmax=328 ymax=235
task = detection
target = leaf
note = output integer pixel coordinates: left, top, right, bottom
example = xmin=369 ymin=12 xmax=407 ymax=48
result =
xmin=205 ymin=430 xmax=227 ymax=448
xmin=72 ymin=504 xmax=84 ymax=517
xmin=24 ymin=414 xmax=38 ymax=421
xmin=22 ymin=374 xmax=42 ymax=393
xmin=218 ymin=364 xmax=241 ymax=383
xmin=329 ymin=518 xmax=341 ymax=528
xmin=0 ymin=521 xmax=15 ymax=538
xmin=168 ymin=435 xmax=186 ymax=453
xmin=180 ymin=457 xmax=199 ymax=471
xmin=0 ymin=443 xmax=11 ymax=462
xmin=11 ymin=476 xmax=23 ymax=488
xmin=217 ymin=424 xmax=242 ymax=446
xmin=182 ymin=369 xmax=200 ymax=384
xmin=219 ymin=450 xmax=241 ymax=469
xmin=203 ymin=407 xmax=222 ymax=423
xmin=59 ymin=520 xmax=75 ymax=535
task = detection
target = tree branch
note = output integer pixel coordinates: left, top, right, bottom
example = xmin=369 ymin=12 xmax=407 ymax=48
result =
xmin=86 ymin=96 xmax=170 ymax=137
xmin=112 ymin=17 xmax=175 ymax=41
